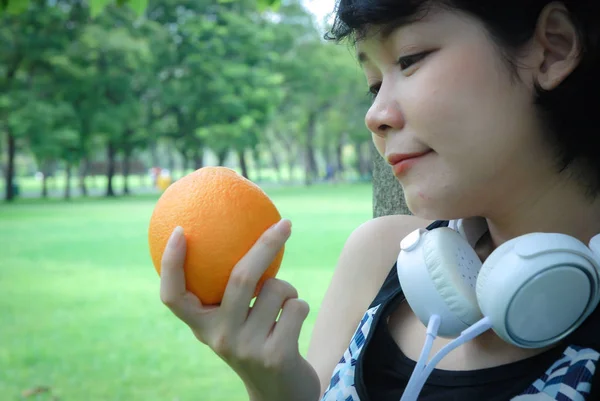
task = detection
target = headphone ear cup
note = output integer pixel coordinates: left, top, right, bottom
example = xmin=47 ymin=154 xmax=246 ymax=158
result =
xmin=476 ymin=233 xmax=600 ymax=348
xmin=475 ymin=237 xmax=519 ymax=306
xmin=398 ymin=227 xmax=483 ymax=338
xmin=422 ymin=228 xmax=484 ymax=327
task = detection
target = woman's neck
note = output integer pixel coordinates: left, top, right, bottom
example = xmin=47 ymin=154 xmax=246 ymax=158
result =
xmin=480 ymin=174 xmax=600 ymax=254
xmin=467 ymin=175 xmax=600 ymax=359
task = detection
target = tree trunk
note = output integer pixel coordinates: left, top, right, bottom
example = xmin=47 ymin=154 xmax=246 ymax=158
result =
xmin=268 ymin=145 xmax=281 ymax=183
xmin=106 ymin=141 xmax=117 ymax=197
xmin=355 ymin=141 xmax=372 ymax=178
xmin=372 ymin=143 xmax=410 ymax=218
xmin=79 ymin=158 xmax=89 ymax=197
xmin=2 ymin=59 xmax=21 ymax=202
xmin=272 ymin=130 xmax=296 ymax=183
xmin=353 ymin=141 xmax=362 ymax=176
xmin=123 ymin=148 xmax=132 ymax=195
xmin=179 ymin=149 xmax=189 ymax=178
xmin=42 ymin=174 xmax=48 ymax=198
xmin=41 ymin=160 xmax=50 ymax=198
xmin=48 ymin=160 xmax=58 ymax=192
xmin=336 ymin=134 xmax=345 ymax=178
xmin=64 ymin=163 xmax=72 ymax=200
xmin=304 ymin=111 xmax=318 ymax=186
xmin=4 ymin=130 xmax=16 ymax=202
xmin=238 ymin=149 xmax=249 ymax=179
xmin=283 ymin=144 xmax=295 ymax=183
xmin=217 ymin=149 xmax=228 ymax=166
xmin=323 ymin=145 xmax=336 ymax=182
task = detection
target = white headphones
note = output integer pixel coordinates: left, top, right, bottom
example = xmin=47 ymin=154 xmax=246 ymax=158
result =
xmin=397 ymin=217 xmax=600 ymax=349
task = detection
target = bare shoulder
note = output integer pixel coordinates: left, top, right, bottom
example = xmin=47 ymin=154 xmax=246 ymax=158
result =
xmin=306 ymin=214 xmax=432 ymax=396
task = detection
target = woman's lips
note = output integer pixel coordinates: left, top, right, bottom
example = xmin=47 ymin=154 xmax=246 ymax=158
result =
xmin=387 ymin=150 xmax=432 ymax=177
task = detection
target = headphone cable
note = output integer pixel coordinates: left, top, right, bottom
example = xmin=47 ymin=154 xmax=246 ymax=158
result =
xmin=400 ymin=316 xmax=493 ymax=401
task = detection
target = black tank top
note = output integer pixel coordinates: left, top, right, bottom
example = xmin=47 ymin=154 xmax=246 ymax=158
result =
xmin=320 ymin=220 xmax=600 ymax=401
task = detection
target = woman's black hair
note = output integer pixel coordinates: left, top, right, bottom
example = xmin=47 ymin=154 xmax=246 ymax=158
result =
xmin=326 ymin=1 xmax=600 ymax=197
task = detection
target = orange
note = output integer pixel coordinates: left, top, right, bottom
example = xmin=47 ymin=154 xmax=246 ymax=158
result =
xmin=148 ymin=166 xmax=285 ymax=305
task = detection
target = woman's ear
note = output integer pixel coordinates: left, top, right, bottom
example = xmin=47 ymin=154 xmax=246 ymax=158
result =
xmin=533 ymin=2 xmax=582 ymax=90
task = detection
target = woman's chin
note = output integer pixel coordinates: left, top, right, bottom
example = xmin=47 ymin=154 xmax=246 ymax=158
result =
xmin=404 ymin=188 xmax=458 ymax=221
xmin=404 ymin=191 xmax=436 ymax=218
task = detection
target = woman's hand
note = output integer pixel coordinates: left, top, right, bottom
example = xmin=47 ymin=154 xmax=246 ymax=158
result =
xmin=159 ymin=219 xmax=321 ymax=401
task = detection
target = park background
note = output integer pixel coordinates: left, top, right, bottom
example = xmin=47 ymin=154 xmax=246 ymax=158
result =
xmin=0 ymin=0 xmax=406 ymax=400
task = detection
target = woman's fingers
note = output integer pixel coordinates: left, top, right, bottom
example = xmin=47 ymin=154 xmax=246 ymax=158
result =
xmin=221 ymin=219 xmax=292 ymax=325
xmin=160 ymin=227 xmax=187 ymax=305
xmin=159 ymin=221 xmax=301 ymax=356
xmin=270 ymin=298 xmax=310 ymax=351
xmin=244 ymin=279 xmax=298 ymax=338
xmin=159 ymin=227 xmax=205 ymax=323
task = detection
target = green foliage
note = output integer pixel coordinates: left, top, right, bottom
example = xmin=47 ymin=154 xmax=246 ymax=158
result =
xmin=0 ymin=0 xmax=148 ymax=16
xmin=1 ymin=0 xmax=372 ymax=200
xmin=2 ymin=0 xmax=30 ymax=14
xmin=1 ymin=0 xmax=280 ymax=16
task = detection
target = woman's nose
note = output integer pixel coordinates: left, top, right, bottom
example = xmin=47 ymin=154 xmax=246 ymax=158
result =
xmin=365 ymin=89 xmax=405 ymax=138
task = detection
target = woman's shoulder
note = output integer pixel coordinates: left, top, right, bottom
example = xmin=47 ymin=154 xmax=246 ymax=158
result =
xmin=346 ymin=214 xmax=437 ymax=252
xmin=307 ymin=214 xmax=433 ymax=397
xmin=332 ymin=214 xmax=436 ymax=301
xmin=322 ymin=214 xmax=435 ymax=296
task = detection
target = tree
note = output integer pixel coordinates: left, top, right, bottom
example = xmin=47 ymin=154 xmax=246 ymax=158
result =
xmin=144 ymin=0 xmax=287 ymax=180
xmin=316 ymin=46 xmax=373 ymax=181
xmin=0 ymin=0 xmax=79 ymax=201
xmin=2 ymin=0 xmax=156 ymax=16
xmin=194 ymin=6 xmax=285 ymax=179
xmin=273 ymin=3 xmax=359 ymax=185
xmin=69 ymin=6 xmax=152 ymax=197
xmin=14 ymin=99 xmax=79 ymax=199
xmin=372 ymin=148 xmax=409 ymax=217
xmin=1 ymin=0 xmax=282 ymax=15
xmin=1 ymin=0 xmax=380 ymax=201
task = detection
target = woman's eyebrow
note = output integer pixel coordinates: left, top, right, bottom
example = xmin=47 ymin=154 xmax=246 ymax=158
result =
xmin=355 ymin=18 xmax=424 ymax=65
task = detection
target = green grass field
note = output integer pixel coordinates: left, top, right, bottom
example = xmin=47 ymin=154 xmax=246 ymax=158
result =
xmin=0 ymin=183 xmax=373 ymax=401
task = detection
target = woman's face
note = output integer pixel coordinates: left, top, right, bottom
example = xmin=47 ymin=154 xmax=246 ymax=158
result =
xmin=357 ymin=8 xmax=557 ymax=220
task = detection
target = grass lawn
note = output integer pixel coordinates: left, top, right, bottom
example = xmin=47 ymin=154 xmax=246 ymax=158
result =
xmin=0 ymin=183 xmax=373 ymax=401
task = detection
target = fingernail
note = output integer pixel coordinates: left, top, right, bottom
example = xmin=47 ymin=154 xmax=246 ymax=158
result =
xmin=167 ymin=226 xmax=184 ymax=249
xmin=275 ymin=219 xmax=292 ymax=236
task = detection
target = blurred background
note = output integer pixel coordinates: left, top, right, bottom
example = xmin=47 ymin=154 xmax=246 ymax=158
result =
xmin=0 ymin=0 xmax=386 ymax=400
xmin=0 ymin=0 xmax=373 ymax=202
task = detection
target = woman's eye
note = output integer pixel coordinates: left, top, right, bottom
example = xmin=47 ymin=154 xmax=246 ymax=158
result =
xmin=397 ymin=52 xmax=429 ymax=71
xmin=367 ymin=83 xmax=381 ymax=100
xmin=365 ymin=52 xmax=431 ymax=100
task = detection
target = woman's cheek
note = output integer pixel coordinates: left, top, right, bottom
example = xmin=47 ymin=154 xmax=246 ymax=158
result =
xmin=372 ymin=133 xmax=386 ymax=157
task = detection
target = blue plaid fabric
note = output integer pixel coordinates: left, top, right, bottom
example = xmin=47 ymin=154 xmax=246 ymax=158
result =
xmin=321 ymin=305 xmax=380 ymax=401
xmin=512 ymin=346 xmax=599 ymax=401
xmin=320 ymin=306 xmax=599 ymax=401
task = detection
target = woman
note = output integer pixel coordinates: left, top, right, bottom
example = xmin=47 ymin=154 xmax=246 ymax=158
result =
xmin=158 ymin=1 xmax=600 ymax=400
